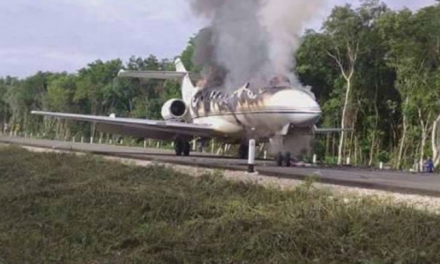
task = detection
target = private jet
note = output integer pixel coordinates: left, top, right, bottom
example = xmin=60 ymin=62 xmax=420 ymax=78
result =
xmin=32 ymin=58 xmax=335 ymax=166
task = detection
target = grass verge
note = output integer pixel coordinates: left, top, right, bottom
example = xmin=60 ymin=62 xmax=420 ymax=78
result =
xmin=0 ymin=146 xmax=439 ymax=264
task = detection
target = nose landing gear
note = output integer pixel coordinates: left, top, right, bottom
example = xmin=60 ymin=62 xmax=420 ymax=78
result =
xmin=174 ymin=139 xmax=191 ymax=156
xmin=276 ymin=152 xmax=291 ymax=167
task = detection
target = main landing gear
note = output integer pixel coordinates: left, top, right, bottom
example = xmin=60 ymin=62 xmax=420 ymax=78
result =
xmin=276 ymin=152 xmax=291 ymax=167
xmin=174 ymin=138 xmax=191 ymax=156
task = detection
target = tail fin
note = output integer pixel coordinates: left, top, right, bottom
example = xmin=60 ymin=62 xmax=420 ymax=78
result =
xmin=175 ymin=58 xmax=195 ymax=105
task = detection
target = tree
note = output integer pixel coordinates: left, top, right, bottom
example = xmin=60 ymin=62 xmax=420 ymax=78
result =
xmin=324 ymin=4 xmax=365 ymax=165
xmin=74 ymin=59 xmax=122 ymax=137
xmin=46 ymin=74 xmax=78 ymax=138
xmin=377 ymin=5 xmax=440 ymax=169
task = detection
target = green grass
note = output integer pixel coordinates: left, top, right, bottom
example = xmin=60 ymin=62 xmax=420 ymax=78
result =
xmin=0 ymin=146 xmax=440 ymax=264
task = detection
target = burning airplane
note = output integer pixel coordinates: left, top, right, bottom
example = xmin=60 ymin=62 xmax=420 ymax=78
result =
xmin=32 ymin=58 xmax=324 ymax=166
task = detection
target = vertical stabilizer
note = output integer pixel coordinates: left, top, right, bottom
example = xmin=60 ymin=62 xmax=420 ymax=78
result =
xmin=175 ymin=58 xmax=195 ymax=105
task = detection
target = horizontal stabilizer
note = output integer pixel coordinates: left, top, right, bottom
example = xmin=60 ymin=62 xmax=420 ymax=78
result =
xmin=118 ymin=70 xmax=187 ymax=80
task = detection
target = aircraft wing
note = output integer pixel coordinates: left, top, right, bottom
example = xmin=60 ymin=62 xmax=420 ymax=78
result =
xmin=31 ymin=111 xmax=222 ymax=140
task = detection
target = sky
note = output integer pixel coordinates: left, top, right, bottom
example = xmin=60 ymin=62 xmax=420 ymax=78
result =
xmin=0 ymin=0 xmax=436 ymax=78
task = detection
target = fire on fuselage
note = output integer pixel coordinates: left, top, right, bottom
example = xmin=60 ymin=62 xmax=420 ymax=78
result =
xmin=269 ymin=75 xmax=291 ymax=87
xmin=191 ymin=71 xmax=297 ymax=113
xmin=191 ymin=84 xmax=296 ymax=117
xmin=196 ymin=65 xmax=227 ymax=90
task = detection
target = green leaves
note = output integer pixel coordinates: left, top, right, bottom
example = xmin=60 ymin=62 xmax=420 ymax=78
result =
xmin=0 ymin=55 xmax=183 ymax=137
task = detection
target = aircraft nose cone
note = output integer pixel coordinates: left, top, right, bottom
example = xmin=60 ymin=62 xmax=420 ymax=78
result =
xmin=270 ymin=88 xmax=322 ymax=126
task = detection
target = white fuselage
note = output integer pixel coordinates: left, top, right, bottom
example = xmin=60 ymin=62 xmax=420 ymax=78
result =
xmin=189 ymin=85 xmax=322 ymax=140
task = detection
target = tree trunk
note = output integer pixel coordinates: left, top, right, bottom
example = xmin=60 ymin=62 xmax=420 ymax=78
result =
xmin=418 ymin=109 xmax=432 ymax=170
xmin=369 ymin=90 xmax=380 ymax=166
xmin=3 ymin=103 xmax=7 ymax=133
xmin=56 ymin=120 xmax=60 ymax=139
xmin=354 ymin=136 xmax=359 ymax=165
xmin=91 ymin=102 xmax=98 ymax=140
xmin=338 ymin=78 xmax=352 ymax=165
xmin=368 ymin=132 xmax=376 ymax=167
xmin=327 ymin=47 xmax=358 ymax=165
xmin=332 ymin=133 xmax=336 ymax=157
xmin=396 ymin=99 xmax=409 ymax=169
xmin=420 ymin=129 xmax=427 ymax=171
xmin=432 ymin=114 xmax=440 ymax=167
xmin=325 ymin=134 xmax=331 ymax=158
xmin=347 ymin=110 xmax=358 ymax=163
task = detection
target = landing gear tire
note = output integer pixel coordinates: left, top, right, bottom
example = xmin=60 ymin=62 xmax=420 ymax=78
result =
xmin=174 ymin=140 xmax=184 ymax=156
xmin=276 ymin=152 xmax=283 ymax=167
xmin=285 ymin=152 xmax=291 ymax=167
xmin=276 ymin=152 xmax=292 ymax=167
xmin=239 ymin=144 xmax=249 ymax=159
xmin=183 ymin=141 xmax=191 ymax=156
xmin=174 ymin=139 xmax=190 ymax=156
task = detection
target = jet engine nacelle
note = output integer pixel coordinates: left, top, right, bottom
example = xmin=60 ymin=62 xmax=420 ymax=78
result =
xmin=161 ymin=99 xmax=188 ymax=121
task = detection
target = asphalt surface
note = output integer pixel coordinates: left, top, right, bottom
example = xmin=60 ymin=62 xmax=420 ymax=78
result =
xmin=1 ymin=135 xmax=440 ymax=197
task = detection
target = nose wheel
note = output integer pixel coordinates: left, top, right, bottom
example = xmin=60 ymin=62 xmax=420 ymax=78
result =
xmin=276 ymin=152 xmax=291 ymax=167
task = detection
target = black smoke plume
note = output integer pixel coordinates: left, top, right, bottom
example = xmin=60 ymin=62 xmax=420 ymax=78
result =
xmin=187 ymin=0 xmax=326 ymax=90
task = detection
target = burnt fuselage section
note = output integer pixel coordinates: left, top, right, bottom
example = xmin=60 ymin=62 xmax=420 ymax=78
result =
xmin=189 ymin=84 xmax=322 ymax=140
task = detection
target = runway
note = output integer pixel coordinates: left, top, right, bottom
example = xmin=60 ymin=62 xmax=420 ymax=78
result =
xmin=1 ymin=135 xmax=439 ymax=197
